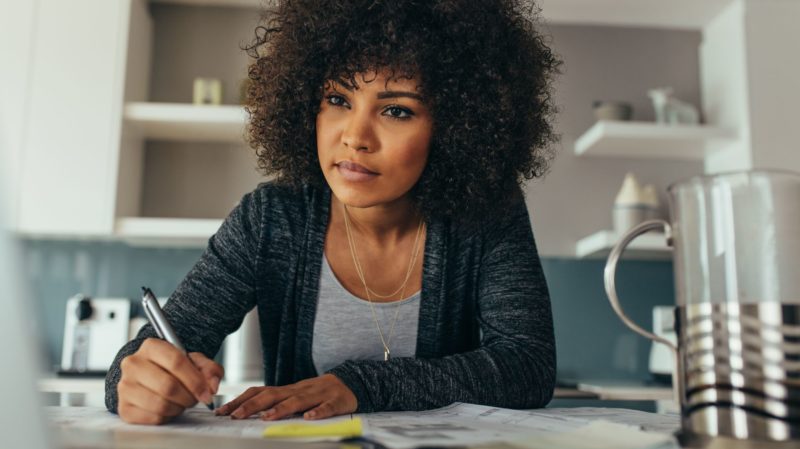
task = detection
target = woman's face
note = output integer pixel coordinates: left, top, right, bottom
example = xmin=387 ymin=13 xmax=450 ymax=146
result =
xmin=316 ymin=70 xmax=434 ymax=209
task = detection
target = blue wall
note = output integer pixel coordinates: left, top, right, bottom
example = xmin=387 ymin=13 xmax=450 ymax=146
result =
xmin=21 ymin=240 xmax=675 ymax=383
xmin=542 ymin=258 xmax=675 ymax=382
xmin=23 ymin=240 xmax=203 ymax=368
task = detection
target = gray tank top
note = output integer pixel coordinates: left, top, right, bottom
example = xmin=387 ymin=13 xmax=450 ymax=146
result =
xmin=312 ymin=255 xmax=420 ymax=375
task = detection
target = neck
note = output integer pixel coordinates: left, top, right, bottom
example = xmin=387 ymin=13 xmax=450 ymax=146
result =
xmin=332 ymin=194 xmax=421 ymax=245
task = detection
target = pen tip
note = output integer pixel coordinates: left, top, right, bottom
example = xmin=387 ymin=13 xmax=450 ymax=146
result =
xmin=206 ymin=402 xmax=215 ymax=411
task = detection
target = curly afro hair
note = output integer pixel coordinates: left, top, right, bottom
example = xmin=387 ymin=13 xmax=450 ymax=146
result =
xmin=245 ymin=0 xmax=560 ymax=223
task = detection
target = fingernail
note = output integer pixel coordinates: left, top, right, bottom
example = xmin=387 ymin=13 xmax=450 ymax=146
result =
xmin=306 ymin=411 xmax=316 ymax=419
xmin=211 ymin=376 xmax=221 ymax=393
xmin=231 ymin=409 xmax=243 ymax=419
xmin=263 ymin=408 xmax=275 ymax=418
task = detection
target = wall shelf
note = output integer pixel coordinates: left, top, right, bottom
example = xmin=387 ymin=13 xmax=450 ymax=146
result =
xmin=574 ymin=120 xmax=737 ymax=160
xmin=123 ymin=102 xmax=247 ymax=143
xmin=576 ymin=381 xmax=673 ymax=401
xmin=114 ymin=217 xmax=222 ymax=247
xmin=539 ymin=0 xmax=733 ymax=30
xmin=576 ymin=230 xmax=671 ymax=260
xmin=150 ymin=0 xmax=261 ymax=8
xmin=152 ymin=0 xmax=733 ymax=30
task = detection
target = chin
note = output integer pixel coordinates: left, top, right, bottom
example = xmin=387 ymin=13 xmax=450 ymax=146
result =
xmin=333 ymin=188 xmax=384 ymax=208
xmin=327 ymin=181 xmax=394 ymax=209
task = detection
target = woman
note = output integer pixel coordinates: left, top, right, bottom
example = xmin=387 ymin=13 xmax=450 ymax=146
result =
xmin=106 ymin=0 xmax=560 ymax=425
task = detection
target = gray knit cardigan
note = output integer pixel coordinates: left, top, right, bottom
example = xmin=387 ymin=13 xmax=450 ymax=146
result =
xmin=105 ymin=182 xmax=556 ymax=413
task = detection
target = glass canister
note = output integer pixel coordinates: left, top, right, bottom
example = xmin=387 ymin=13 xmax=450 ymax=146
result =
xmin=604 ymin=170 xmax=800 ymax=448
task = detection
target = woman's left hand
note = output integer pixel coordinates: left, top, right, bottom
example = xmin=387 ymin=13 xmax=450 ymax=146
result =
xmin=215 ymin=374 xmax=357 ymax=420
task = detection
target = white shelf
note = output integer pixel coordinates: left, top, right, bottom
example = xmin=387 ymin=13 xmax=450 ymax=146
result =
xmin=576 ymin=230 xmax=671 ymax=260
xmin=151 ymin=0 xmax=733 ymax=30
xmin=124 ymin=102 xmax=247 ymax=143
xmin=149 ymin=0 xmax=262 ymax=9
xmin=114 ymin=217 xmax=222 ymax=247
xmin=574 ymin=121 xmax=737 ymax=160
xmin=577 ymin=381 xmax=674 ymax=401
xmin=539 ymin=0 xmax=733 ymax=30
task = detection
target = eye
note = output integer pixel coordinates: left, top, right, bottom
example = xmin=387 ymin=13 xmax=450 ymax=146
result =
xmin=383 ymin=106 xmax=413 ymax=120
xmin=325 ymin=93 xmax=350 ymax=108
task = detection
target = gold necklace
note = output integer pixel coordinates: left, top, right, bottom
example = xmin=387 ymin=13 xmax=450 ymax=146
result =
xmin=342 ymin=203 xmax=424 ymax=361
xmin=350 ymin=214 xmax=424 ymax=299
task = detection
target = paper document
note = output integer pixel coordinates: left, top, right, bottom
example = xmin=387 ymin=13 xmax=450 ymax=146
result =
xmin=536 ymin=407 xmax=680 ymax=434
xmin=47 ymin=402 xmax=680 ymax=448
xmin=47 ymin=406 xmax=284 ymax=439
xmin=510 ymin=420 xmax=679 ymax=449
xmin=361 ymin=403 xmax=678 ymax=449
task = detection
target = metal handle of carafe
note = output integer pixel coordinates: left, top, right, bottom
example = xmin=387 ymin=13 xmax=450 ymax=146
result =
xmin=604 ymin=220 xmax=681 ymax=406
xmin=604 ymin=219 xmax=677 ymax=350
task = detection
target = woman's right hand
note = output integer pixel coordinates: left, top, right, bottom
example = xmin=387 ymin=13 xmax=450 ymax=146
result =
xmin=117 ymin=338 xmax=223 ymax=425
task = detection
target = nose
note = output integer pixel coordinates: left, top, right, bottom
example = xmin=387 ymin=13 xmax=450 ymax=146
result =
xmin=341 ymin=110 xmax=375 ymax=152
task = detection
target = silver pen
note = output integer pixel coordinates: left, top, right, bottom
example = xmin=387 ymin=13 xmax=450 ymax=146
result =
xmin=141 ymin=286 xmax=215 ymax=410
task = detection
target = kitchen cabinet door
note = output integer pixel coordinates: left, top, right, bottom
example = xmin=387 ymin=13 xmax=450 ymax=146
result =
xmin=0 ymin=0 xmax=37 ymax=227
xmin=17 ymin=0 xmax=129 ymax=236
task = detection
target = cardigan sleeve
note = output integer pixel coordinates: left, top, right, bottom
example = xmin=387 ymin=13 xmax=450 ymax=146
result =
xmin=104 ymin=190 xmax=262 ymax=413
xmin=327 ymin=198 xmax=556 ymax=412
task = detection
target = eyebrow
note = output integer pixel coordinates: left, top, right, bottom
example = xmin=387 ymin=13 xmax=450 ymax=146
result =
xmin=377 ymin=91 xmax=424 ymax=101
xmin=327 ymin=80 xmax=424 ymax=102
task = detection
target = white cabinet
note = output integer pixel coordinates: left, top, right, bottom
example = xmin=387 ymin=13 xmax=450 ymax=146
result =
xmin=0 ymin=0 xmax=36 ymax=226
xmin=12 ymin=0 xmax=762 ymax=250
xmin=572 ymin=0 xmax=800 ymax=259
xmin=13 ymin=0 xmax=263 ymax=245
xmin=113 ymin=0 xmax=264 ymax=246
xmin=15 ymin=0 xmax=129 ymax=236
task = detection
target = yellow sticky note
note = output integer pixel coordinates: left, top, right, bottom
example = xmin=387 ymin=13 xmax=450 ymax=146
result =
xmin=263 ymin=417 xmax=362 ymax=439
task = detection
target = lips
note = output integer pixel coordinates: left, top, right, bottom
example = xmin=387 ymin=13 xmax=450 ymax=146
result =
xmin=337 ymin=160 xmax=378 ymax=174
xmin=336 ymin=160 xmax=379 ymax=182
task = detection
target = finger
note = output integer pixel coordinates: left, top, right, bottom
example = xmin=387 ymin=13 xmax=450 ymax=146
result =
xmin=118 ymin=402 xmax=172 ymax=426
xmin=119 ymin=379 xmax=185 ymax=418
xmin=231 ymin=388 xmax=292 ymax=419
xmin=262 ymin=395 xmax=321 ymax=421
xmin=127 ymin=358 xmax=197 ymax=408
xmin=216 ymin=386 xmax=263 ymax=416
xmin=189 ymin=352 xmax=224 ymax=394
xmin=304 ymin=401 xmax=340 ymax=420
xmin=142 ymin=339 xmax=213 ymax=405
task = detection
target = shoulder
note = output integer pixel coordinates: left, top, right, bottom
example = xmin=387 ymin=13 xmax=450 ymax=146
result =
xmin=249 ymin=179 xmax=316 ymax=203
xmin=236 ymin=181 xmax=329 ymax=240
xmin=246 ymin=180 xmax=327 ymax=217
xmin=445 ymin=186 xmax=532 ymax=243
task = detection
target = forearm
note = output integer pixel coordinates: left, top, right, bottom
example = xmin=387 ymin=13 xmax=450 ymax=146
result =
xmin=328 ymin=340 xmax=555 ymax=412
xmin=104 ymin=330 xmax=155 ymax=413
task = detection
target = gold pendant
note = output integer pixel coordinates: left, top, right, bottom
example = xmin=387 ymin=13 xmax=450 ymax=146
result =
xmin=384 ymin=348 xmax=391 ymax=361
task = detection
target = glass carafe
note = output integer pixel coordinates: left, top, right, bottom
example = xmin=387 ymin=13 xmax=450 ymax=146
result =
xmin=604 ymin=170 xmax=800 ymax=448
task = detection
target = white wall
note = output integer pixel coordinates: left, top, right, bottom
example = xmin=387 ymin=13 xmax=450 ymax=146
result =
xmin=744 ymin=0 xmax=800 ymax=172
xmin=701 ymin=0 xmax=800 ymax=174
